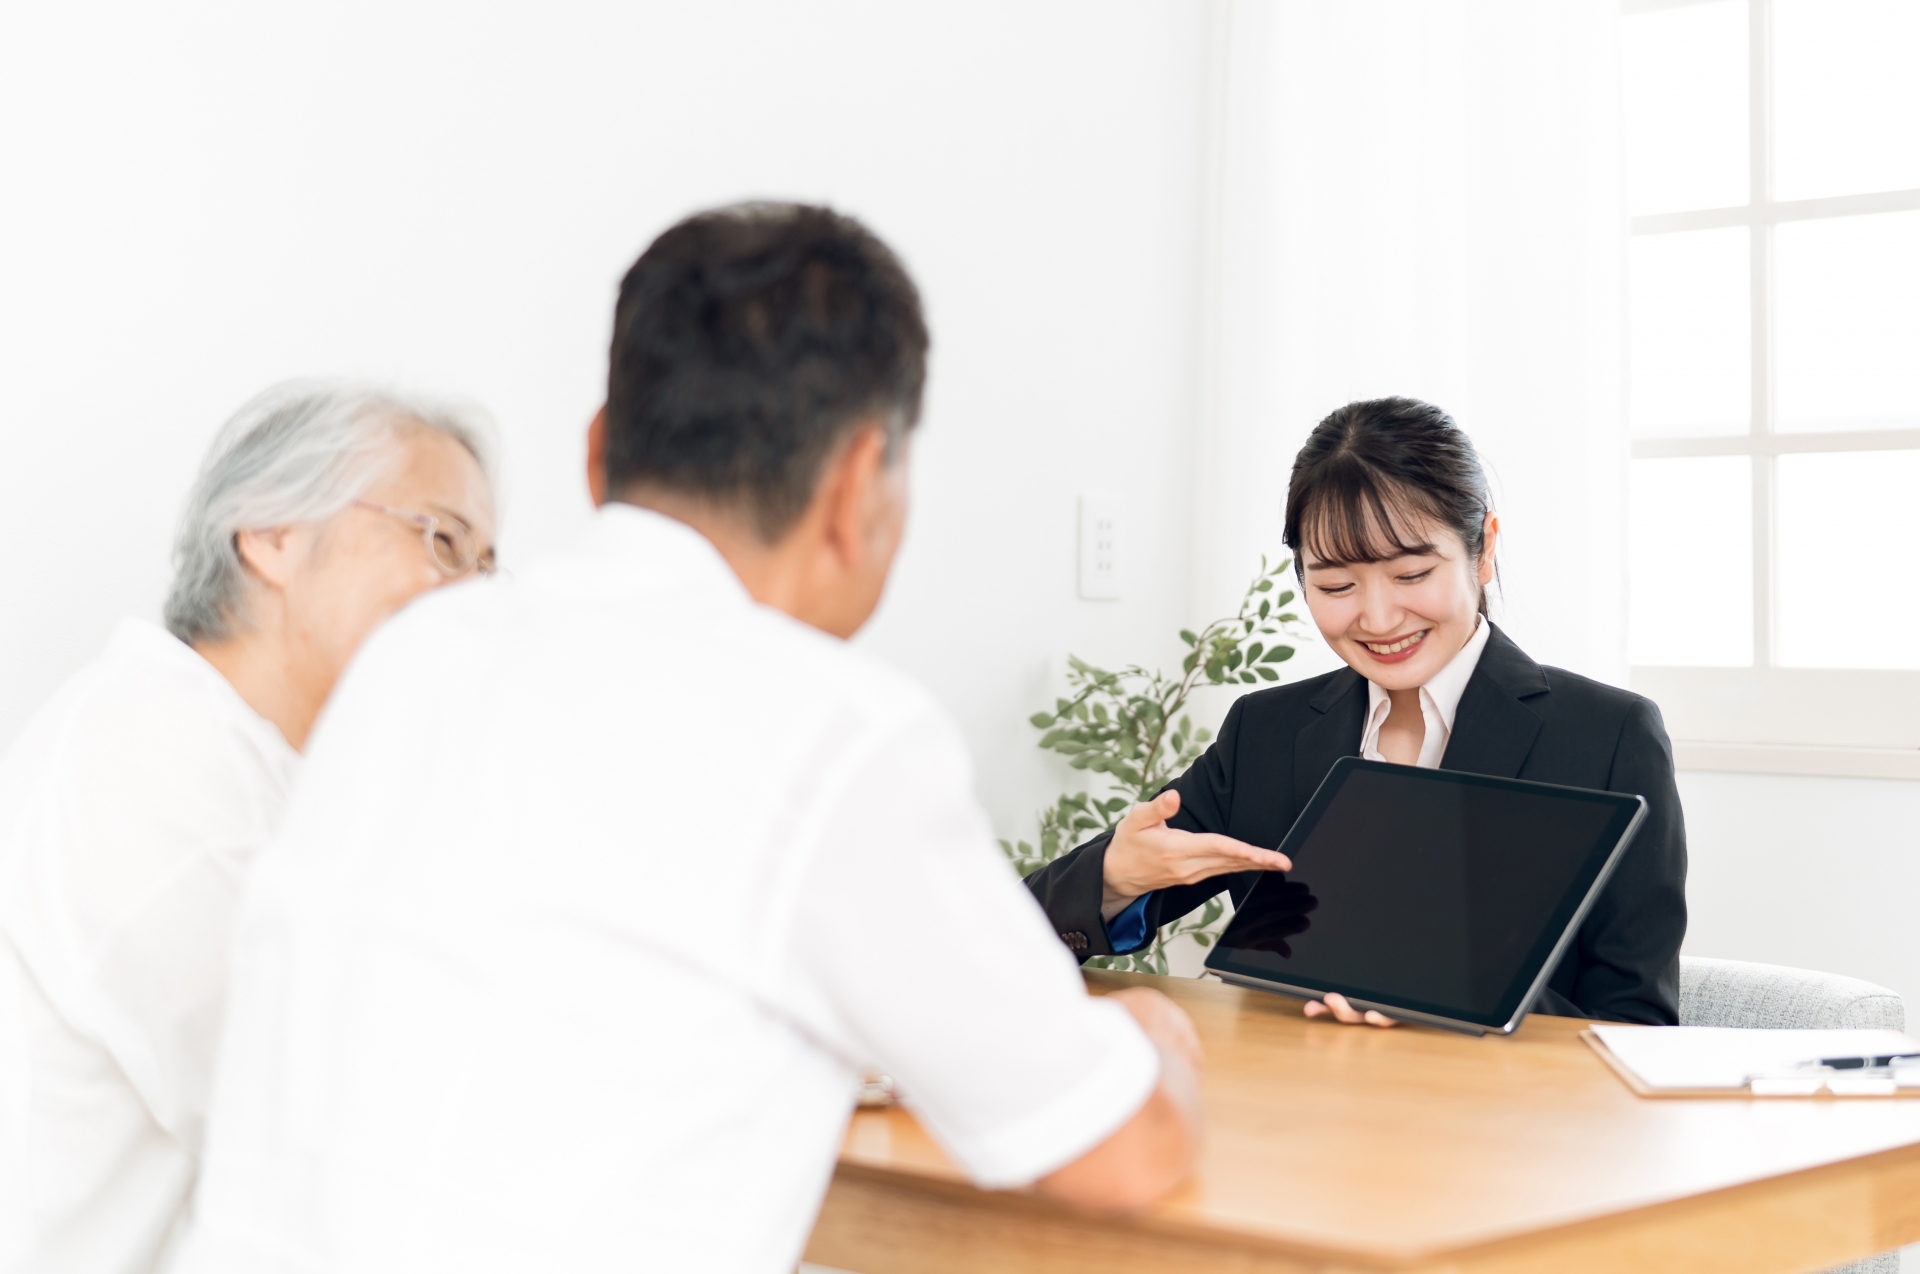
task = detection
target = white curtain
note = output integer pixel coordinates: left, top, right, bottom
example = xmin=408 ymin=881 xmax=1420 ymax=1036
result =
xmin=1193 ymin=0 xmax=1629 ymax=685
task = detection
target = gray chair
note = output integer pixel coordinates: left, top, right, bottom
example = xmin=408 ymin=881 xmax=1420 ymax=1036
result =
xmin=1680 ymin=956 xmax=1907 ymax=1274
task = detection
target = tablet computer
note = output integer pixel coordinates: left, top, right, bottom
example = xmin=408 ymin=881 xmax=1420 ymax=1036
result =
xmin=1203 ymin=757 xmax=1647 ymax=1036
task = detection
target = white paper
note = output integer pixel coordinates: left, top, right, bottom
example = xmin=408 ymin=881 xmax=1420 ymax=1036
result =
xmin=1590 ymin=1025 xmax=1920 ymax=1090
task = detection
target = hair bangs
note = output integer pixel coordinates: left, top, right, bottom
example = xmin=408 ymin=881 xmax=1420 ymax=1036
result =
xmin=1294 ymin=458 xmax=1447 ymax=568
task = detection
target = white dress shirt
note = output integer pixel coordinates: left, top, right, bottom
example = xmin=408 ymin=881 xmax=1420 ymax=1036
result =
xmin=0 ymin=619 xmax=300 ymax=1274
xmin=180 ymin=505 xmax=1159 ymax=1274
xmin=1358 ymin=616 xmax=1491 ymax=769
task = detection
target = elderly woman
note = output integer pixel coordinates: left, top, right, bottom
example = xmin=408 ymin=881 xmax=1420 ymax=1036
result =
xmin=0 ymin=383 xmax=497 ymax=1273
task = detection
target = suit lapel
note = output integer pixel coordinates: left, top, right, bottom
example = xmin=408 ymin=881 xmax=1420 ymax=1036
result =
xmin=1439 ymin=623 xmax=1549 ymax=779
xmin=1295 ymin=670 xmax=1368 ymax=809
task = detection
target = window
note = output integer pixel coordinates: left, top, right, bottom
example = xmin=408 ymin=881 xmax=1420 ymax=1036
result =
xmin=1621 ymin=0 xmax=1920 ymax=776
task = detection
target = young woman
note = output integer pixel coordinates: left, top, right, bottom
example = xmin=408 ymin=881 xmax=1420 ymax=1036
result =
xmin=1024 ymin=396 xmax=1686 ymax=1026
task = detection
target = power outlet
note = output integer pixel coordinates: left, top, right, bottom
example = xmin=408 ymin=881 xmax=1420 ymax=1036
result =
xmin=1078 ymin=494 xmax=1122 ymax=601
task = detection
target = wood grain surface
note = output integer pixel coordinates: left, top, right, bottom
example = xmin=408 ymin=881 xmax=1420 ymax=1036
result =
xmin=803 ymin=970 xmax=1920 ymax=1273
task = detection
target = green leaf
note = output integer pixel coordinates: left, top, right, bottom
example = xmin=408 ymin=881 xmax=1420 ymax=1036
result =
xmin=1204 ymin=658 xmax=1224 ymax=680
xmin=1029 ymin=712 xmax=1055 ymax=728
xmin=1195 ymin=728 xmax=1212 ymax=743
xmin=1246 ymin=641 xmax=1264 ymax=663
xmin=1258 ymin=599 xmax=1271 ymax=620
xmin=1194 ymin=933 xmax=1213 ymax=947
xmin=1069 ymin=754 xmax=1094 ymax=769
xmin=1270 ymin=646 xmax=1294 ymax=662
xmin=1037 ymin=730 xmax=1067 ymax=747
xmin=1277 ymin=612 xmax=1299 ymax=623
xmin=1255 ymin=578 xmax=1273 ymax=592
xmin=1275 ymin=590 xmax=1295 ymax=606
xmin=1182 ymin=651 xmax=1199 ymax=674
xmin=1178 ymin=628 xmax=1198 ymax=647
xmin=1255 ymin=665 xmax=1279 ymax=681
xmin=1239 ymin=671 xmax=1257 ymax=683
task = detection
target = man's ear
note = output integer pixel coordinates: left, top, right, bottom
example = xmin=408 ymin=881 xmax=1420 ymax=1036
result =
xmin=820 ymin=425 xmax=892 ymax=565
xmin=585 ymin=407 xmax=611 ymax=508
xmin=234 ymin=526 xmax=300 ymax=591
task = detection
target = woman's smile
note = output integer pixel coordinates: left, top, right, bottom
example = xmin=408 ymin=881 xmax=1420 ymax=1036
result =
xmin=1358 ymin=628 xmax=1430 ymax=662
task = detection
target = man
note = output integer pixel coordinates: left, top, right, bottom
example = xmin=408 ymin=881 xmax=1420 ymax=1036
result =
xmin=180 ymin=204 xmax=1202 ymax=1273
xmin=0 ymin=383 xmax=498 ymax=1273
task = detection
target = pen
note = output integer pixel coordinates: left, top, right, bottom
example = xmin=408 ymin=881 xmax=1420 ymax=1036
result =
xmin=1812 ymin=1052 xmax=1920 ymax=1070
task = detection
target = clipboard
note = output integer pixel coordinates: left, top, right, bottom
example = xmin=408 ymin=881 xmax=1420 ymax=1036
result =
xmin=1583 ymin=1025 xmax=1920 ymax=1098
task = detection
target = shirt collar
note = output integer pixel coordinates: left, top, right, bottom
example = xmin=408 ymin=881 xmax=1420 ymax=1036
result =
xmin=544 ymin=502 xmax=754 ymax=606
xmin=1420 ymin=614 xmax=1491 ymax=732
xmin=1363 ymin=615 xmax=1492 ymax=732
xmin=106 ymin=617 xmax=302 ymax=763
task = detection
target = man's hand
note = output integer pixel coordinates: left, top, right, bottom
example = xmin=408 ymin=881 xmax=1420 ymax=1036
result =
xmin=1100 ymin=790 xmax=1290 ymax=919
xmin=1303 ymin=992 xmax=1398 ymax=1028
xmin=1038 ymin=987 xmax=1203 ymax=1212
xmin=1107 ymin=986 xmax=1203 ymax=1076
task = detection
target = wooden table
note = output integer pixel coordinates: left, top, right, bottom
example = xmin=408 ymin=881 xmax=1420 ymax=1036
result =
xmin=803 ymin=970 xmax=1920 ymax=1274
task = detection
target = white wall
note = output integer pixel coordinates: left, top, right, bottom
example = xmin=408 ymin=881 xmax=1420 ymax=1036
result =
xmin=0 ymin=0 xmax=1210 ymax=843
xmin=1197 ymin=0 xmax=1629 ymax=689
xmin=1681 ymin=769 xmax=1920 ymax=1011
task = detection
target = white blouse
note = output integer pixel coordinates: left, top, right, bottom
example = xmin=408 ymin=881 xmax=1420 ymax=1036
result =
xmin=0 ymin=619 xmax=299 ymax=1274
xmin=1358 ymin=616 xmax=1492 ymax=769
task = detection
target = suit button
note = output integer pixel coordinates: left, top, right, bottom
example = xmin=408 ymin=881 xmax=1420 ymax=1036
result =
xmin=1061 ymin=931 xmax=1089 ymax=952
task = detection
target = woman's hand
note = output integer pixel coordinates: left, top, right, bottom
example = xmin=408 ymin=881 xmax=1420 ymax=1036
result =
xmin=1302 ymin=993 xmax=1398 ymax=1028
xmin=1100 ymin=790 xmax=1290 ymax=919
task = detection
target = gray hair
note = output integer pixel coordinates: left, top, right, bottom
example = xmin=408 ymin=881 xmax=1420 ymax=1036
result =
xmin=163 ymin=381 xmax=500 ymax=645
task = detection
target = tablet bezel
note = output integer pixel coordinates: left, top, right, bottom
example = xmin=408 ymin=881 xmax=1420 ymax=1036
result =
xmin=1202 ymin=757 xmax=1648 ymax=1036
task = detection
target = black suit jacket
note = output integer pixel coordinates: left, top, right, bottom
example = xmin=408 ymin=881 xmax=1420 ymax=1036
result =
xmin=1023 ymin=623 xmax=1688 ymax=1024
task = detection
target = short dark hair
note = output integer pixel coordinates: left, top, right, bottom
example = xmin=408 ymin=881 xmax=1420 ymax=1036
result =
xmin=1282 ymin=397 xmax=1497 ymax=616
xmin=604 ymin=202 xmax=929 ymax=540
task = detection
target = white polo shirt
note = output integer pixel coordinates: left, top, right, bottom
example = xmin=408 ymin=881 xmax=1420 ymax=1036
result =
xmin=181 ymin=504 xmax=1160 ymax=1274
xmin=0 ymin=619 xmax=300 ymax=1274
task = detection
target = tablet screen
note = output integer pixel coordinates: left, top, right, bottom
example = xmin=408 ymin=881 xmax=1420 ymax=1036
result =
xmin=1206 ymin=759 xmax=1644 ymax=1030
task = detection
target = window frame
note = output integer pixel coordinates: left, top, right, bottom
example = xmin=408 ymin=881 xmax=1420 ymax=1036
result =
xmin=1623 ymin=0 xmax=1920 ymax=778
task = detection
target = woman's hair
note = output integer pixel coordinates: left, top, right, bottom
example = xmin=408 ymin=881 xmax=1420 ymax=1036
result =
xmin=163 ymin=381 xmax=499 ymax=645
xmin=1282 ymin=396 xmax=1496 ymax=616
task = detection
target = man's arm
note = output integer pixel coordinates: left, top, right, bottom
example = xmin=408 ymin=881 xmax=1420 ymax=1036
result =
xmin=787 ymin=707 xmax=1203 ymax=1206
xmin=1037 ymin=986 xmax=1202 ymax=1211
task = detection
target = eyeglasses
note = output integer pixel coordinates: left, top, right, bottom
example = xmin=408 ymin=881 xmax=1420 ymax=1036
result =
xmin=353 ymin=501 xmax=494 ymax=577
